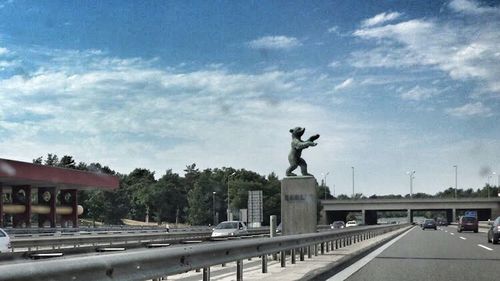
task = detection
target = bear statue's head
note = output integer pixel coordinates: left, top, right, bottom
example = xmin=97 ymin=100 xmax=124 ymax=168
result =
xmin=289 ymin=127 xmax=305 ymax=138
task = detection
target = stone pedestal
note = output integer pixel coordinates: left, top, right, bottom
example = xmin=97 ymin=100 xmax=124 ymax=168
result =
xmin=281 ymin=176 xmax=317 ymax=235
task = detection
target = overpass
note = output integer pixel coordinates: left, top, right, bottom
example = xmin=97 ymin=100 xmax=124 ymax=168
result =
xmin=320 ymin=198 xmax=500 ymax=225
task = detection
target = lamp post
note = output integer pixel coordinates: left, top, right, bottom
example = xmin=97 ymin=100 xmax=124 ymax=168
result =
xmin=488 ymin=174 xmax=495 ymax=199
xmin=321 ymin=172 xmax=330 ymax=199
xmin=453 ymin=165 xmax=458 ymax=199
xmin=213 ymin=191 xmax=217 ymax=225
xmin=351 ymin=167 xmax=355 ymax=199
xmin=407 ymin=171 xmax=415 ymax=198
xmin=227 ymin=172 xmax=236 ymax=221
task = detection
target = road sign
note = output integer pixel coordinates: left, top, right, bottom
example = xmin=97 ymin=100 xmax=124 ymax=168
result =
xmin=248 ymin=190 xmax=263 ymax=224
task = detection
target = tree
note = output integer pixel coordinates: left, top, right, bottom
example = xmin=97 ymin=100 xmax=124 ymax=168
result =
xmin=58 ymin=155 xmax=76 ymax=169
xmin=121 ymin=168 xmax=156 ymax=221
xmin=187 ymin=171 xmax=213 ymax=225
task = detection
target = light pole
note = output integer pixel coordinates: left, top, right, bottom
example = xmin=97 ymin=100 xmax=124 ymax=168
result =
xmin=227 ymin=172 xmax=236 ymax=221
xmin=351 ymin=167 xmax=355 ymax=199
xmin=407 ymin=171 xmax=415 ymax=198
xmin=488 ymin=174 xmax=495 ymax=199
xmin=453 ymin=165 xmax=458 ymax=199
xmin=322 ymin=172 xmax=330 ymax=199
xmin=213 ymin=191 xmax=217 ymax=225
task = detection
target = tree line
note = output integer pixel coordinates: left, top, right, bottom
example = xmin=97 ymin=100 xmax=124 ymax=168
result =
xmin=32 ymin=154 xmax=498 ymax=226
xmin=33 ymin=154 xmax=281 ymax=226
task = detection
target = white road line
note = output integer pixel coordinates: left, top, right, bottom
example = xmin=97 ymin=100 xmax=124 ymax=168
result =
xmin=450 ymin=233 xmax=455 ymax=236
xmin=445 ymin=230 xmax=448 ymax=233
xmin=478 ymin=244 xmax=493 ymax=251
xmin=460 ymin=237 xmax=466 ymax=240
xmin=326 ymin=227 xmax=414 ymax=281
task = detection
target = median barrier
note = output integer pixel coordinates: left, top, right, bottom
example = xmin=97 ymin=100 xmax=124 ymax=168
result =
xmin=0 ymin=224 xmax=409 ymax=281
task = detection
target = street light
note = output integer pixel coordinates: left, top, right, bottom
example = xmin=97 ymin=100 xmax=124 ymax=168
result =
xmin=212 ymin=191 xmax=217 ymax=225
xmin=227 ymin=172 xmax=236 ymax=221
xmin=453 ymin=165 xmax=458 ymax=199
xmin=488 ymin=173 xmax=497 ymax=199
xmin=351 ymin=167 xmax=355 ymax=199
xmin=406 ymin=171 xmax=415 ymax=198
xmin=321 ymin=172 xmax=330 ymax=199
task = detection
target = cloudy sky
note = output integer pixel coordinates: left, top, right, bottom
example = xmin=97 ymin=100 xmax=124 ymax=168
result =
xmin=0 ymin=0 xmax=499 ymax=196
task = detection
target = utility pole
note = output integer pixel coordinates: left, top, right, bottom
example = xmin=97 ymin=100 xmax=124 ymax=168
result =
xmin=407 ymin=171 xmax=415 ymax=198
xmin=453 ymin=165 xmax=458 ymax=199
xmin=351 ymin=167 xmax=355 ymax=199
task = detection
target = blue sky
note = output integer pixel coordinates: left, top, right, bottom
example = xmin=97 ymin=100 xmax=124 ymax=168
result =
xmin=0 ymin=0 xmax=499 ymax=196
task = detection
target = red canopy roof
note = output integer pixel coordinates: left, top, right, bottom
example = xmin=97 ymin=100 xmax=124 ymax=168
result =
xmin=0 ymin=158 xmax=119 ymax=190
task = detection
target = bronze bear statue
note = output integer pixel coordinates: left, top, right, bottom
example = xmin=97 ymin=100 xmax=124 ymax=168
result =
xmin=286 ymin=127 xmax=320 ymax=177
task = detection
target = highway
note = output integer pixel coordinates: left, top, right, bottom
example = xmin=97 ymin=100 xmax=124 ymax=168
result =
xmin=327 ymin=225 xmax=500 ymax=281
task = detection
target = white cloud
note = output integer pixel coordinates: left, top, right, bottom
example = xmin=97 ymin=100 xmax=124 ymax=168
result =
xmin=351 ymin=10 xmax=500 ymax=97
xmin=449 ymin=0 xmax=500 ymax=15
xmin=446 ymin=102 xmax=493 ymax=118
xmin=334 ymin=78 xmax=354 ymax=91
xmin=0 ymin=47 xmax=9 ymax=55
xmin=361 ymin=12 xmax=402 ymax=27
xmin=328 ymin=60 xmax=340 ymax=68
xmin=400 ymin=86 xmax=437 ymax=101
xmin=248 ymin=36 xmax=302 ymax=50
xmin=0 ymin=50 xmax=368 ymax=177
xmin=327 ymin=26 xmax=339 ymax=34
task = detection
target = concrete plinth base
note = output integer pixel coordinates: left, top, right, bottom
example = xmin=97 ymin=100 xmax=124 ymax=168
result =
xmin=281 ymin=176 xmax=317 ymax=235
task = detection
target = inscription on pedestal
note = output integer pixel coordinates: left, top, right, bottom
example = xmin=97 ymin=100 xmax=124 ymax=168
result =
xmin=281 ymin=176 xmax=317 ymax=235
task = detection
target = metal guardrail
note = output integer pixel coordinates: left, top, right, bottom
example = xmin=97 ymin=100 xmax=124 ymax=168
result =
xmin=0 ymin=224 xmax=409 ymax=281
xmin=4 ymin=225 xmax=213 ymax=237
xmin=9 ymin=227 xmax=269 ymax=252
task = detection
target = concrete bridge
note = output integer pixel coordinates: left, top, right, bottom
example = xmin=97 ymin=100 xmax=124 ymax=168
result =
xmin=321 ymin=198 xmax=500 ymax=224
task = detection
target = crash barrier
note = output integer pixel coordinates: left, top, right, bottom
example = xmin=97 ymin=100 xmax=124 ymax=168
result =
xmin=8 ymin=228 xmax=269 ymax=252
xmin=0 ymin=224 xmax=409 ymax=281
xmin=4 ymin=225 xmax=213 ymax=237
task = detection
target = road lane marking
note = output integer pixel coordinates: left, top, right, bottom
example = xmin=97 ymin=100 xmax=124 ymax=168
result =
xmin=326 ymin=227 xmax=414 ymax=281
xmin=478 ymin=244 xmax=493 ymax=251
xmin=460 ymin=237 xmax=466 ymax=240
xmin=445 ymin=230 xmax=448 ymax=232
xmin=450 ymin=233 xmax=454 ymax=236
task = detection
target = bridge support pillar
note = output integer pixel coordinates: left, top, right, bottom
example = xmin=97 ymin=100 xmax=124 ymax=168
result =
xmin=38 ymin=187 xmax=56 ymax=228
xmin=452 ymin=208 xmax=457 ymax=223
xmin=12 ymin=185 xmax=31 ymax=228
xmin=407 ymin=209 xmax=413 ymax=224
xmin=361 ymin=209 xmax=365 ymax=225
xmin=60 ymin=189 xmax=78 ymax=228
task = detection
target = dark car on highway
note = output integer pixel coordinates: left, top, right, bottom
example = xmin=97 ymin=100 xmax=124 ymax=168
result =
xmin=422 ymin=219 xmax=437 ymax=230
xmin=457 ymin=216 xmax=478 ymax=233
xmin=331 ymin=221 xmax=346 ymax=229
xmin=487 ymin=216 xmax=500 ymax=244
xmin=436 ymin=219 xmax=448 ymax=226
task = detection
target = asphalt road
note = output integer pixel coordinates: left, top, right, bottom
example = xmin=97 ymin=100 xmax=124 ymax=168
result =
xmin=327 ymin=225 xmax=500 ymax=281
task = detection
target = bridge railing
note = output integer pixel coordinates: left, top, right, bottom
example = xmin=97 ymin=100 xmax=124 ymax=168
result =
xmin=0 ymin=224 xmax=409 ymax=281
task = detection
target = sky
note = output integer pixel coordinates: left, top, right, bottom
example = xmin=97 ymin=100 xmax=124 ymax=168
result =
xmin=0 ymin=0 xmax=499 ymax=196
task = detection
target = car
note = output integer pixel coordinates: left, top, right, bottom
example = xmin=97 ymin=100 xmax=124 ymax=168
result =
xmin=421 ymin=219 xmax=437 ymax=230
xmin=345 ymin=221 xmax=358 ymax=227
xmin=487 ymin=216 xmax=500 ymax=244
xmin=436 ymin=219 xmax=448 ymax=226
xmin=0 ymin=228 xmax=11 ymax=253
xmin=330 ymin=221 xmax=345 ymax=229
xmin=211 ymin=221 xmax=248 ymax=237
xmin=457 ymin=216 xmax=478 ymax=233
